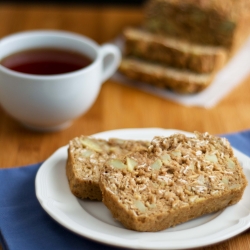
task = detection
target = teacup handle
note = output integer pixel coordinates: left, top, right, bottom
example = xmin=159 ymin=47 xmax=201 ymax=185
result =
xmin=100 ymin=44 xmax=121 ymax=83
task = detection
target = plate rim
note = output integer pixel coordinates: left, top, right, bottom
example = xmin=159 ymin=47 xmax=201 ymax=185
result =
xmin=35 ymin=128 xmax=250 ymax=249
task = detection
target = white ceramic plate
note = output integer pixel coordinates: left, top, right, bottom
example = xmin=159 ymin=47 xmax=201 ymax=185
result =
xmin=35 ymin=128 xmax=250 ymax=249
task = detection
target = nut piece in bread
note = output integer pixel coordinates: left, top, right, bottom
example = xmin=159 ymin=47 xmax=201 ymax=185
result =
xmin=99 ymin=132 xmax=247 ymax=231
xmin=66 ymin=136 xmax=149 ymax=200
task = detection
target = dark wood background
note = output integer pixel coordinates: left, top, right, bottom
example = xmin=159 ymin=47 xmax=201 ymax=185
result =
xmin=1 ymin=0 xmax=145 ymax=5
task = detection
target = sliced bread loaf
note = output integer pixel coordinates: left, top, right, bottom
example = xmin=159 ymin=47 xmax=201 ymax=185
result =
xmin=119 ymin=57 xmax=214 ymax=94
xmin=123 ymin=27 xmax=227 ymax=74
xmin=144 ymin=0 xmax=250 ymax=52
xmin=66 ymin=136 xmax=149 ymax=200
xmin=100 ymin=132 xmax=247 ymax=231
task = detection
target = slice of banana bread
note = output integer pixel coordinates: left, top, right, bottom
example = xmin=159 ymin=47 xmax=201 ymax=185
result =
xmin=119 ymin=57 xmax=214 ymax=94
xmin=66 ymin=136 xmax=149 ymax=200
xmin=144 ymin=0 xmax=250 ymax=52
xmin=123 ymin=28 xmax=227 ymax=74
xmin=99 ymin=132 xmax=247 ymax=232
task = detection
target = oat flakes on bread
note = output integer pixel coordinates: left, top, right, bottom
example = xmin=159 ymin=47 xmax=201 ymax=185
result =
xmin=99 ymin=132 xmax=247 ymax=232
xmin=66 ymin=136 xmax=149 ymax=200
xmin=119 ymin=57 xmax=214 ymax=94
xmin=123 ymin=27 xmax=227 ymax=74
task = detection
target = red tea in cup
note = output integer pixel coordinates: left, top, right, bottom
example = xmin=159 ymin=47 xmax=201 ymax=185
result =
xmin=0 ymin=48 xmax=92 ymax=75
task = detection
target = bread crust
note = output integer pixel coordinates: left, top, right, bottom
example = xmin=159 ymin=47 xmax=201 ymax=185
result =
xmin=100 ymin=181 xmax=245 ymax=231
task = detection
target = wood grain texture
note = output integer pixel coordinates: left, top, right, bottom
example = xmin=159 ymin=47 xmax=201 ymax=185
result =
xmin=0 ymin=4 xmax=250 ymax=250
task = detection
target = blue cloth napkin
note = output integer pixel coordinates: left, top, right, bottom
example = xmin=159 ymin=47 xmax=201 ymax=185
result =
xmin=1 ymin=130 xmax=250 ymax=250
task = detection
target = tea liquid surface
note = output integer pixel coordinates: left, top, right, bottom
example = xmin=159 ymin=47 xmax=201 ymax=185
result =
xmin=0 ymin=48 xmax=92 ymax=75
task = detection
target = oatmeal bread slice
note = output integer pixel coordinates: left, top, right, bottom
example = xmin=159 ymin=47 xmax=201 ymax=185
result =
xmin=100 ymin=132 xmax=247 ymax=232
xmin=66 ymin=136 xmax=149 ymax=200
xmin=119 ymin=57 xmax=214 ymax=94
xmin=123 ymin=28 xmax=228 ymax=74
xmin=143 ymin=0 xmax=250 ymax=53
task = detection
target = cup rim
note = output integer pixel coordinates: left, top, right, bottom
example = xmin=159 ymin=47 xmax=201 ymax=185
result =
xmin=0 ymin=29 xmax=101 ymax=80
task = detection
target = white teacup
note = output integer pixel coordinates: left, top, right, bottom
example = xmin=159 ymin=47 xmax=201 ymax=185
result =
xmin=0 ymin=30 xmax=121 ymax=131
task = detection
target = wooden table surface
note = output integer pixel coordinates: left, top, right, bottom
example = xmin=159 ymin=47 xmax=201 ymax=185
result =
xmin=0 ymin=3 xmax=250 ymax=250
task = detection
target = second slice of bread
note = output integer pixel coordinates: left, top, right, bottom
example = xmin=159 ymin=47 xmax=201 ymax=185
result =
xmin=123 ymin=28 xmax=228 ymax=74
xmin=66 ymin=136 xmax=149 ymax=200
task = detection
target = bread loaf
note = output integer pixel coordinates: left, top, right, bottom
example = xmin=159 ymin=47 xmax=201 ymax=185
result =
xmin=100 ymin=132 xmax=247 ymax=231
xmin=144 ymin=0 xmax=250 ymax=53
xmin=117 ymin=0 xmax=250 ymax=94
